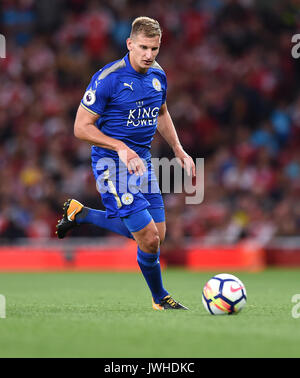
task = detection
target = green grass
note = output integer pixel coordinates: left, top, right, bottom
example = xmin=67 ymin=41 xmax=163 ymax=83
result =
xmin=0 ymin=269 xmax=299 ymax=357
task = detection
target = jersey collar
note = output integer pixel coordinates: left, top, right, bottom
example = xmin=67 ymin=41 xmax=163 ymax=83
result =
xmin=124 ymin=53 xmax=150 ymax=76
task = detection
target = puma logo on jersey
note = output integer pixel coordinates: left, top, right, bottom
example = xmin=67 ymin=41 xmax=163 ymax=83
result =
xmin=123 ymin=82 xmax=134 ymax=91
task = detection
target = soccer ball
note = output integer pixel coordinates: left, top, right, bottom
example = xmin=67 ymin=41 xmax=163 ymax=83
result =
xmin=202 ymin=273 xmax=247 ymax=315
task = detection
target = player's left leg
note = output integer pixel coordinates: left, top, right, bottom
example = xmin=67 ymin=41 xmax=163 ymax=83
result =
xmin=122 ymin=209 xmax=188 ymax=310
xmin=155 ymin=221 xmax=165 ymax=245
xmin=147 ymin=208 xmax=166 ymax=245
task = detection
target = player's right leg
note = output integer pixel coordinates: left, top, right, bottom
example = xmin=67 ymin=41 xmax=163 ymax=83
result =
xmin=56 ymin=198 xmax=133 ymax=239
xmin=56 ymin=199 xmax=84 ymax=239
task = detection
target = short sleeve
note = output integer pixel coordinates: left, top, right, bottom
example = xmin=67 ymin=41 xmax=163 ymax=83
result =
xmin=80 ymin=71 xmax=112 ymax=116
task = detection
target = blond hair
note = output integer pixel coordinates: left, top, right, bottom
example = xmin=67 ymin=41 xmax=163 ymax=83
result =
xmin=130 ymin=16 xmax=162 ymax=38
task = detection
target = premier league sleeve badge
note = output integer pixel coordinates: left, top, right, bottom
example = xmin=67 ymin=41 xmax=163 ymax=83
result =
xmin=83 ymin=90 xmax=96 ymax=106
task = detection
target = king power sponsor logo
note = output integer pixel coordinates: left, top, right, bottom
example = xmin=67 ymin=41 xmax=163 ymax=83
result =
xmin=126 ymin=106 xmax=160 ymax=127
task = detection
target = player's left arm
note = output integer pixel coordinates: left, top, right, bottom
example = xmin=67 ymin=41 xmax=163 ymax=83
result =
xmin=157 ymin=102 xmax=195 ymax=177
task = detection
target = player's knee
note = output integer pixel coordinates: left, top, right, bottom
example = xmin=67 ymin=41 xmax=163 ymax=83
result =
xmin=144 ymin=231 xmax=160 ymax=254
xmin=159 ymin=232 xmax=165 ymax=245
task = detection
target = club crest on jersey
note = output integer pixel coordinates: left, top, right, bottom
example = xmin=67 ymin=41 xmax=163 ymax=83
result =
xmin=152 ymin=78 xmax=161 ymax=91
xmin=83 ymin=90 xmax=96 ymax=106
xmin=121 ymin=193 xmax=134 ymax=205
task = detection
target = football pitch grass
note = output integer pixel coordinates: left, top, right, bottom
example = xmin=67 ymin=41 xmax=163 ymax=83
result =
xmin=0 ymin=269 xmax=299 ymax=358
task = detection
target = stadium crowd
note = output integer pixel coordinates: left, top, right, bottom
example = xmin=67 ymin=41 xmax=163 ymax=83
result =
xmin=0 ymin=0 xmax=300 ymax=248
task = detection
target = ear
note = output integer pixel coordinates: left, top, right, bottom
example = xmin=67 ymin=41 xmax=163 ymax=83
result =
xmin=126 ymin=38 xmax=133 ymax=51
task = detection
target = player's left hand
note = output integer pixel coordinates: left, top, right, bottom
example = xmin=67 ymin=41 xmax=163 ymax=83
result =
xmin=173 ymin=146 xmax=196 ymax=177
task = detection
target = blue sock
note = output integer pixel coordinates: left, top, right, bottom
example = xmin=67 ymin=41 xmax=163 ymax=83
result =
xmin=137 ymin=247 xmax=169 ymax=304
xmin=75 ymin=207 xmax=133 ymax=239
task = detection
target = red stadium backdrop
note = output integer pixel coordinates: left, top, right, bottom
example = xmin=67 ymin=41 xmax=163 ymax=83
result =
xmin=0 ymin=0 xmax=299 ymax=271
xmin=0 ymin=240 xmax=298 ymax=271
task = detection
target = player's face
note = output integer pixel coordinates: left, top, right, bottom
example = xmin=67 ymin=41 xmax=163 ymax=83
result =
xmin=127 ymin=33 xmax=161 ymax=74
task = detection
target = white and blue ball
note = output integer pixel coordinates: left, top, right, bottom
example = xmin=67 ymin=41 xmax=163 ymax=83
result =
xmin=202 ymin=273 xmax=247 ymax=315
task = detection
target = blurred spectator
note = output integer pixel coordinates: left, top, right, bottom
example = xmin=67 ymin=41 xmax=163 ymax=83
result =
xmin=0 ymin=0 xmax=299 ymax=245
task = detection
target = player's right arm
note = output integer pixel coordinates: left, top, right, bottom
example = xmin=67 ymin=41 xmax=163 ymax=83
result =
xmin=74 ymin=104 xmax=146 ymax=176
xmin=74 ymin=104 xmax=123 ymax=152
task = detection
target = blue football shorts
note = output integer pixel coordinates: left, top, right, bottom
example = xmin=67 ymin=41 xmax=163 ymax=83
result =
xmin=91 ymin=152 xmax=165 ymax=221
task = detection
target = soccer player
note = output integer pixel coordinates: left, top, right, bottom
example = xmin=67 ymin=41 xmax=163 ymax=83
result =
xmin=56 ymin=16 xmax=195 ymax=310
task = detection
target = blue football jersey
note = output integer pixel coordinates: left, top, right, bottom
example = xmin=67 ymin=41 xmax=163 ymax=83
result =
xmin=80 ymin=53 xmax=167 ymax=158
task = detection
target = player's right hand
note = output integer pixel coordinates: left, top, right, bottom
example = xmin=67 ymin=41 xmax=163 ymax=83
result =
xmin=117 ymin=147 xmax=146 ymax=176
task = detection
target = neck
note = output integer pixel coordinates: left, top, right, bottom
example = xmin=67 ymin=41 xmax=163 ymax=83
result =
xmin=128 ymin=53 xmax=148 ymax=74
